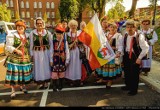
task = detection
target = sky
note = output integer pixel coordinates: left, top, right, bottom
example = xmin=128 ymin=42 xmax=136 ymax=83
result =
xmin=105 ymin=0 xmax=160 ymax=13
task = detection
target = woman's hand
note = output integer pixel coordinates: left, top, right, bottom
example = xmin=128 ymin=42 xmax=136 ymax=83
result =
xmin=15 ymin=49 xmax=23 ymax=55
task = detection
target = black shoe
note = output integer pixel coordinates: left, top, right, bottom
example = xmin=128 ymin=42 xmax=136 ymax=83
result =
xmin=38 ymin=85 xmax=44 ymax=90
xmin=127 ymin=91 xmax=137 ymax=96
xmin=20 ymin=88 xmax=28 ymax=94
xmin=121 ymin=86 xmax=129 ymax=91
xmin=106 ymin=85 xmax=111 ymax=89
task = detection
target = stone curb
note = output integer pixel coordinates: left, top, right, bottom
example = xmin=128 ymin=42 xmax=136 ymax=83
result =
xmin=140 ymin=75 xmax=160 ymax=93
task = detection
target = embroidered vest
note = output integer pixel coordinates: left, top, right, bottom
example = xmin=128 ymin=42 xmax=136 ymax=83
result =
xmin=33 ymin=32 xmax=50 ymax=51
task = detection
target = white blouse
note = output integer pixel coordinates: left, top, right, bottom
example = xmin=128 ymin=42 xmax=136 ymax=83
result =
xmin=126 ymin=32 xmax=149 ymax=60
xmin=5 ymin=31 xmax=29 ymax=53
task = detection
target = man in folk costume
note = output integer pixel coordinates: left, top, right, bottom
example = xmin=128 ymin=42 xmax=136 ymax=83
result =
xmin=5 ymin=20 xmax=33 ymax=98
xmin=121 ymin=20 xmax=149 ymax=96
xmin=51 ymin=23 xmax=70 ymax=92
xmin=140 ymin=19 xmax=158 ymax=76
xmin=29 ymin=17 xmax=53 ymax=89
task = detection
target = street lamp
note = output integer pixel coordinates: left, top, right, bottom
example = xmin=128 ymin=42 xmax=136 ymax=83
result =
xmin=152 ymin=0 xmax=157 ymax=25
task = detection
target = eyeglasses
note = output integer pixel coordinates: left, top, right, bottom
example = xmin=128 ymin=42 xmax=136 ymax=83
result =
xmin=36 ymin=23 xmax=43 ymax=25
xmin=143 ymin=23 xmax=149 ymax=25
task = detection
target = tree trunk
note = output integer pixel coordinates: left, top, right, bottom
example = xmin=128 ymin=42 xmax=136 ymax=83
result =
xmin=78 ymin=12 xmax=82 ymax=29
xmin=129 ymin=0 xmax=138 ymax=18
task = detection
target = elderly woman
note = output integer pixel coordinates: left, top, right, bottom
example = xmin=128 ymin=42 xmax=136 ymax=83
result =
xmin=29 ymin=17 xmax=53 ymax=89
xmin=65 ymin=20 xmax=82 ymax=86
xmin=96 ymin=22 xmax=123 ymax=89
xmin=5 ymin=20 xmax=33 ymax=98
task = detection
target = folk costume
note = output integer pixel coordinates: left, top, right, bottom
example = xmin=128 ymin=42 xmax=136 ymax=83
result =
xmin=5 ymin=20 xmax=32 ymax=98
xmin=141 ymin=28 xmax=158 ymax=74
xmin=51 ymin=24 xmax=70 ymax=91
xmin=65 ymin=31 xmax=82 ymax=85
xmin=96 ymin=32 xmax=123 ymax=81
xmin=5 ymin=32 xmax=33 ymax=86
xmin=123 ymin=32 xmax=149 ymax=95
xmin=77 ymin=30 xmax=92 ymax=85
xmin=30 ymin=29 xmax=53 ymax=85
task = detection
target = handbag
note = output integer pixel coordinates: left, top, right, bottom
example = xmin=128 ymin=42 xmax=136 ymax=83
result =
xmin=115 ymin=57 xmax=122 ymax=65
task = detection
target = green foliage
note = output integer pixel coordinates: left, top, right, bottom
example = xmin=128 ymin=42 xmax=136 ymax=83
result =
xmin=0 ymin=4 xmax=11 ymax=22
xmin=107 ymin=1 xmax=125 ymax=20
xmin=59 ymin=0 xmax=79 ymax=21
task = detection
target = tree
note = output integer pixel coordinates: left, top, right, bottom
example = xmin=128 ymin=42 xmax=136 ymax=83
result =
xmin=0 ymin=4 xmax=11 ymax=22
xmin=129 ymin=0 xmax=138 ymax=18
xmin=88 ymin=0 xmax=123 ymax=19
xmin=76 ymin=0 xmax=90 ymax=25
xmin=59 ymin=0 xmax=79 ymax=21
xmin=107 ymin=1 xmax=125 ymax=20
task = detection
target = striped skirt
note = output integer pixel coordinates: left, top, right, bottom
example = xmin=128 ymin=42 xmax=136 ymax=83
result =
xmin=5 ymin=58 xmax=33 ymax=86
xmin=96 ymin=59 xmax=122 ymax=80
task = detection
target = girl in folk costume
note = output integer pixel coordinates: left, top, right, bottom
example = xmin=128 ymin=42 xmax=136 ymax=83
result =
xmin=78 ymin=21 xmax=92 ymax=86
xmin=29 ymin=17 xmax=53 ymax=89
xmin=5 ymin=20 xmax=33 ymax=98
xmin=96 ymin=22 xmax=123 ymax=88
xmin=140 ymin=19 xmax=158 ymax=76
xmin=94 ymin=16 xmax=109 ymax=84
xmin=65 ymin=20 xmax=82 ymax=86
xmin=51 ymin=23 xmax=70 ymax=92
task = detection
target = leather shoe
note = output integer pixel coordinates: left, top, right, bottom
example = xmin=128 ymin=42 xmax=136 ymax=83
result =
xmin=121 ymin=86 xmax=129 ymax=91
xmin=127 ymin=91 xmax=137 ymax=96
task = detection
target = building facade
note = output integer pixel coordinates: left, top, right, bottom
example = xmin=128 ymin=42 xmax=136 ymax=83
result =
xmin=0 ymin=0 xmax=93 ymax=28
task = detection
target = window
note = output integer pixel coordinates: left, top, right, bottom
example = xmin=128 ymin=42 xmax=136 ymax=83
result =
xmin=34 ymin=2 xmax=37 ymax=8
xmin=6 ymin=0 xmax=9 ymax=7
xmin=51 ymin=2 xmax=54 ymax=9
xmin=21 ymin=11 xmax=25 ymax=18
xmin=26 ymin=11 xmax=30 ymax=18
xmin=10 ymin=0 xmax=13 ymax=7
xmin=52 ymin=21 xmax=55 ymax=26
xmin=46 ymin=2 xmax=50 ymax=9
xmin=39 ymin=2 xmax=42 ymax=8
xmin=26 ymin=21 xmax=30 ymax=27
xmin=26 ymin=1 xmax=29 ymax=8
xmin=47 ymin=12 xmax=50 ymax=18
xmin=34 ymin=12 xmax=38 ymax=18
xmin=39 ymin=12 xmax=42 ymax=17
xmin=21 ymin=1 xmax=24 ymax=8
xmin=51 ymin=12 xmax=55 ymax=18
xmin=11 ymin=11 xmax=15 ymax=17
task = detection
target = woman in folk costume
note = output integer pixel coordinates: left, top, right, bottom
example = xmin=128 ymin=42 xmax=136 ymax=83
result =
xmin=65 ymin=20 xmax=82 ymax=86
xmin=94 ymin=16 xmax=109 ymax=84
xmin=29 ymin=17 xmax=53 ymax=89
xmin=77 ymin=21 xmax=92 ymax=86
xmin=51 ymin=23 xmax=70 ymax=92
xmin=96 ymin=22 xmax=123 ymax=88
xmin=5 ymin=20 xmax=33 ymax=99
xmin=140 ymin=19 xmax=158 ymax=76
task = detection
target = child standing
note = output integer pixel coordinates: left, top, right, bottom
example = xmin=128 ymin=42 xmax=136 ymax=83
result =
xmin=51 ymin=23 xmax=70 ymax=92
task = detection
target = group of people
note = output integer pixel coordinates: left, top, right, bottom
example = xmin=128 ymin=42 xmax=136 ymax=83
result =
xmin=4 ymin=16 xmax=158 ymax=99
xmin=94 ymin=16 xmax=158 ymax=96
